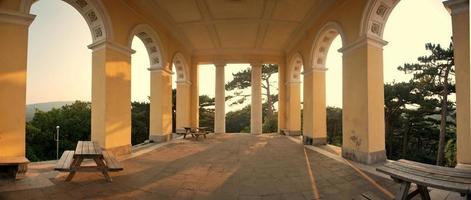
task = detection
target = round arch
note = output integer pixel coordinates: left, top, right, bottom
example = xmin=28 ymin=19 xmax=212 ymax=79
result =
xmin=360 ymin=0 xmax=400 ymax=39
xmin=310 ymin=21 xmax=346 ymax=70
xmin=128 ymin=24 xmax=166 ymax=70
xmin=287 ymin=52 xmax=304 ymax=82
xmin=22 ymin=0 xmax=113 ymax=43
xmin=171 ymin=52 xmax=190 ymax=83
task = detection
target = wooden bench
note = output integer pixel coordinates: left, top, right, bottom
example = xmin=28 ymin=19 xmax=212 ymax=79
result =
xmin=176 ymin=128 xmax=190 ymax=138
xmin=0 ymin=156 xmax=29 ymax=179
xmin=54 ymin=150 xmax=75 ymax=172
xmin=377 ymin=159 xmax=471 ymax=200
xmin=102 ymin=151 xmax=123 ymax=172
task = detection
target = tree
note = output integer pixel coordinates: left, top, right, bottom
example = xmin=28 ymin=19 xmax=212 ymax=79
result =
xmin=199 ymin=95 xmax=215 ymax=132
xmin=131 ymin=101 xmax=150 ymax=145
xmin=225 ymin=64 xmax=279 ymax=132
xmin=398 ymin=43 xmax=455 ymax=166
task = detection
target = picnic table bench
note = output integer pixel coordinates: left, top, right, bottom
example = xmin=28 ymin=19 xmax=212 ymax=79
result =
xmin=54 ymin=141 xmax=123 ymax=182
xmin=182 ymin=127 xmax=209 ymax=140
xmin=377 ymin=159 xmax=471 ymax=200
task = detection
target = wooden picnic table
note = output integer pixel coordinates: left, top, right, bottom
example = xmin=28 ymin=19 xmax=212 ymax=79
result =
xmin=54 ymin=141 xmax=122 ymax=182
xmin=377 ymin=159 xmax=471 ymax=200
xmin=182 ymin=127 xmax=209 ymax=140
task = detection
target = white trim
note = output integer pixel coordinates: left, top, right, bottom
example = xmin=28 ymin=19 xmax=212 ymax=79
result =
xmin=338 ymin=35 xmax=388 ymax=54
xmin=0 ymin=9 xmax=35 ymax=25
xmin=88 ymin=40 xmax=136 ymax=55
xmin=310 ymin=21 xmax=346 ymax=69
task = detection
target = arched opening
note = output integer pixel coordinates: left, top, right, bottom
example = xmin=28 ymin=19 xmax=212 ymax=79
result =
xmin=128 ymin=24 xmax=166 ymax=143
xmin=287 ymin=54 xmax=303 ymax=136
xmin=308 ymin=22 xmax=345 ymax=149
xmin=380 ymin=0 xmax=455 ymax=166
xmin=25 ymin=0 xmax=93 ymax=161
xmin=171 ymin=53 xmax=191 ymax=133
xmin=130 ymin=36 xmax=150 ymax=146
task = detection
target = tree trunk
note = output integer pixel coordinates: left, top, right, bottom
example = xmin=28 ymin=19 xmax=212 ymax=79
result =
xmin=265 ymin=77 xmax=273 ymax=119
xmin=402 ymin=123 xmax=410 ymax=159
xmin=436 ymin=68 xmax=450 ymax=166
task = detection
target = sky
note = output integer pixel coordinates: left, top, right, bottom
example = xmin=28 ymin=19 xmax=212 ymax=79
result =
xmin=27 ymin=0 xmax=452 ymax=110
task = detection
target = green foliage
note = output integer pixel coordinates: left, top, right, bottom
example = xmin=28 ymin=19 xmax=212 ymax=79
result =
xmin=26 ymin=101 xmax=91 ymax=161
xmin=326 ymin=107 xmax=342 ymax=146
xmin=398 ymin=43 xmax=455 ymax=165
xmin=199 ymin=95 xmax=215 ymax=132
xmin=386 ymin=42 xmax=456 ymax=166
xmin=131 ymin=102 xmax=150 ymax=145
xmin=226 ymin=105 xmax=251 ymax=133
xmin=225 ymin=64 xmax=279 ymax=130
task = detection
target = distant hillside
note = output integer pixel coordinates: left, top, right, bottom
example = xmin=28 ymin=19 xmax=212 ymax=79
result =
xmin=26 ymin=101 xmax=74 ymax=121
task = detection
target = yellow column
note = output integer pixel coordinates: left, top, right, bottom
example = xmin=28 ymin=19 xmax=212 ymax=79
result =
xmin=0 ymin=10 xmax=35 ymax=158
xmin=303 ymin=70 xmax=314 ymax=143
xmin=286 ymin=81 xmax=301 ymax=134
xmin=190 ymin=63 xmax=199 ymax=127
xmin=277 ymin=62 xmax=287 ymax=132
xmin=88 ymin=41 xmax=134 ymax=156
xmin=149 ymin=67 xmax=173 ymax=142
xmin=214 ymin=63 xmax=226 ymax=134
xmin=339 ymin=36 xmax=387 ymax=164
xmin=176 ymin=81 xmax=191 ymax=129
xmin=251 ymin=63 xmax=263 ymax=134
xmin=444 ymin=0 xmax=470 ymax=167
xmin=312 ymin=69 xmax=327 ymax=145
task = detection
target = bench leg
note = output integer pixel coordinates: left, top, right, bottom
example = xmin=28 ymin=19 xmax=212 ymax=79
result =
xmin=395 ymin=181 xmax=411 ymax=200
xmin=65 ymin=157 xmax=83 ymax=181
xmin=94 ymin=158 xmax=112 ymax=182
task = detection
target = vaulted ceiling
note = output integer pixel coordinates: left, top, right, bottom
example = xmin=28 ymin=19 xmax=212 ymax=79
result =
xmin=126 ymin=0 xmax=337 ymax=58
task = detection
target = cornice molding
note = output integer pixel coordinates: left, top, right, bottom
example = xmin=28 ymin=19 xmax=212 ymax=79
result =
xmin=443 ymin=0 xmax=469 ymax=15
xmin=0 ymin=9 xmax=35 ymax=26
xmin=88 ymin=40 xmax=136 ymax=55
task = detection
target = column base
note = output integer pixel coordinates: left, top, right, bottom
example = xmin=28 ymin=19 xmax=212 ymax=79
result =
xmin=286 ymin=130 xmax=302 ymax=136
xmin=303 ymin=136 xmax=313 ymax=145
xmin=214 ymin=132 xmax=225 ymax=135
xmin=150 ymin=134 xmax=173 ymax=143
xmin=251 ymin=132 xmax=262 ymax=135
xmin=105 ymin=144 xmax=132 ymax=156
xmin=312 ymin=137 xmax=327 ymax=146
xmin=456 ymin=163 xmax=471 ymax=170
xmin=341 ymin=147 xmax=386 ymax=165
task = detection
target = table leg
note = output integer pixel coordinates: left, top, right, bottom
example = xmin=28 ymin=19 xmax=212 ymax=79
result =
xmin=65 ymin=157 xmax=83 ymax=181
xmin=417 ymin=185 xmax=430 ymax=200
xmin=94 ymin=158 xmax=112 ymax=182
xmin=395 ymin=181 xmax=411 ymax=200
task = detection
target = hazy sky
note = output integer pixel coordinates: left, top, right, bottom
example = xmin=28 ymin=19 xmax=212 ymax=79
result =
xmin=27 ymin=0 xmax=452 ymax=110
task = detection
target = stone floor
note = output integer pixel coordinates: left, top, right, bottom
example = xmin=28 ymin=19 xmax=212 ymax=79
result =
xmin=0 ymin=134 xmax=463 ymax=199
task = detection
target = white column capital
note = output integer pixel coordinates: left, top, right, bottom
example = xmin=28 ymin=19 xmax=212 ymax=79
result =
xmin=0 ymin=9 xmax=35 ymax=26
xmin=444 ymin=0 xmax=469 ymax=15
xmin=213 ymin=62 xmax=226 ymax=68
xmin=250 ymin=62 xmax=263 ymax=68
xmin=148 ymin=67 xmax=173 ymax=75
xmin=303 ymin=67 xmax=328 ymax=75
xmin=176 ymin=80 xmax=192 ymax=86
xmin=88 ymin=40 xmax=136 ymax=55
xmin=338 ymin=35 xmax=388 ymax=54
